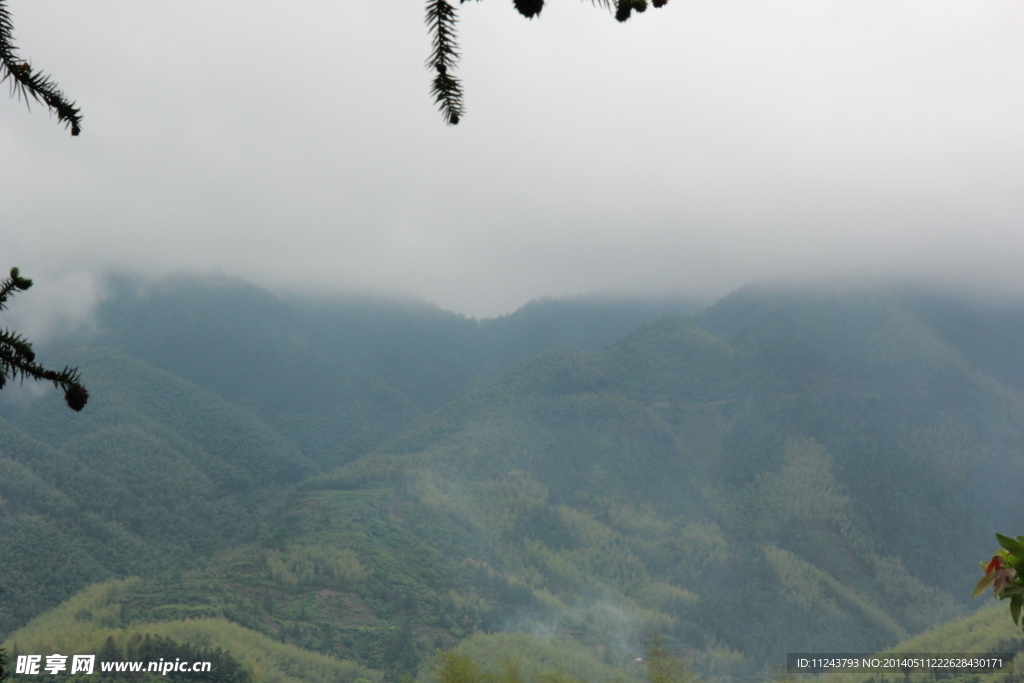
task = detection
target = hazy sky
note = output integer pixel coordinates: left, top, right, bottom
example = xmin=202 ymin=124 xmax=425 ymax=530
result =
xmin=2 ymin=0 xmax=1023 ymax=321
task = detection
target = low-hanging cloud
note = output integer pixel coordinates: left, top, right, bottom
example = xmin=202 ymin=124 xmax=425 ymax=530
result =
xmin=2 ymin=0 xmax=1022 ymax=317
xmin=1 ymin=267 xmax=106 ymax=343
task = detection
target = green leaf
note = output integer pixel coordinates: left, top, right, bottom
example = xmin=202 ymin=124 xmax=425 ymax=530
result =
xmin=1011 ymin=595 xmax=1021 ymax=625
xmin=996 ymin=534 xmax=1024 ymax=556
xmin=1007 ymin=556 xmax=1024 ymax=570
xmin=974 ymin=573 xmax=995 ymax=598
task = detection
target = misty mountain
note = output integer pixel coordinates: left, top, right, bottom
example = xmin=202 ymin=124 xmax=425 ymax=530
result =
xmin=0 ymin=276 xmax=700 ymax=635
xmin=90 ymin=275 xmax=702 ymax=468
xmin=4 ymin=279 xmax=1024 ymax=682
xmin=0 ymin=347 xmax=314 ymax=633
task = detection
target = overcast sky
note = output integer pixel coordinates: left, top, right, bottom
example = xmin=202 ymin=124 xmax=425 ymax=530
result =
xmin=2 ymin=0 xmax=1023 ymax=323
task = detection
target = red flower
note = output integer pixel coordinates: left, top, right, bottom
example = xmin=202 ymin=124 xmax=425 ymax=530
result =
xmin=985 ymin=555 xmax=1017 ymax=596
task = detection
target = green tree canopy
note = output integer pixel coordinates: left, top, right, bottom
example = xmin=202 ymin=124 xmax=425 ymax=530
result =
xmin=646 ymin=631 xmax=698 ymax=683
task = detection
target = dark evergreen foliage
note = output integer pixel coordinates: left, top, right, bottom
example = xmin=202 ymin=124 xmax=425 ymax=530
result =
xmin=425 ymin=0 xmax=668 ymax=124
xmin=426 ymin=0 xmax=465 ymax=125
xmin=0 ymin=268 xmax=87 ymax=410
xmin=1 ymin=0 xmax=681 ymax=130
xmin=0 ymin=0 xmax=81 ymax=135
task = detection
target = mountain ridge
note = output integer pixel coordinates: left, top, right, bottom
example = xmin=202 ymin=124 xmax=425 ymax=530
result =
xmin=5 ymin=278 xmax=1024 ymax=681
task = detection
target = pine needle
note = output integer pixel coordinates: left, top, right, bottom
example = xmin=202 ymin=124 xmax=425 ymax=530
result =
xmin=425 ymin=0 xmax=465 ymax=125
xmin=0 ymin=0 xmax=82 ymax=135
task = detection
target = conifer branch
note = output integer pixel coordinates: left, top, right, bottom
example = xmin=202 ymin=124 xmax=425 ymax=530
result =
xmin=0 ymin=0 xmax=81 ymax=136
xmin=426 ymin=0 xmax=464 ymax=125
xmin=0 ymin=268 xmax=88 ymax=410
xmin=426 ymin=0 xmax=671 ymax=125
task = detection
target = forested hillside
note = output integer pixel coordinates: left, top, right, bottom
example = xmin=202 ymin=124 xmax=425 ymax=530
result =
xmin=4 ymin=278 xmax=1024 ymax=683
xmin=0 ymin=276 xmax=698 ymax=636
xmin=0 ymin=347 xmax=314 ymax=633
xmin=91 ymin=275 xmax=701 ymax=468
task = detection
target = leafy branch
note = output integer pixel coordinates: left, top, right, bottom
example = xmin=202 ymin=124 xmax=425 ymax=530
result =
xmin=426 ymin=0 xmax=670 ymax=125
xmin=0 ymin=0 xmax=81 ymax=136
xmin=0 ymin=268 xmax=88 ymax=410
xmin=975 ymin=533 xmax=1024 ymax=628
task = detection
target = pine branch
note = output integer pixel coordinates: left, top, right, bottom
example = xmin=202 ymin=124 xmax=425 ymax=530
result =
xmin=426 ymin=0 xmax=464 ymax=125
xmin=0 ymin=268 xmax=88 ymax=410
xmin=0 ymin=0 xmax=81 ymax=136
xmin=0 ymin=328 xmax=36 ymax=363
xmin=425 ymin=0 xmax=672 ymax=124
xmin=0 ymin=266 xmax=31 ymax=309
